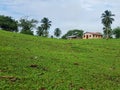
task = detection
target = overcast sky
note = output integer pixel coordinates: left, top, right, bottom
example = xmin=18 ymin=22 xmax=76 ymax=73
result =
xmin=0 ymin=0 xmax=120 ymax=35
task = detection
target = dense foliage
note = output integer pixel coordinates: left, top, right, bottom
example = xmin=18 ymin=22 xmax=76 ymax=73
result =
xmin=18 ymin=17 xmax=38 ymax=35
xmin=62 ymin=29 xmax=84 ymax=39
xmin=113 ymin=27 xmax=120 ymax=38
xmin=0 ymin=15 xmax=52 ymax=36
xmin=0 ymin=15 xmax=18 ymax=32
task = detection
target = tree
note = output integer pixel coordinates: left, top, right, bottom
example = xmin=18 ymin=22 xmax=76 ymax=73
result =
xmin=62 ymin=29 xmax=84 ymax=39
xmin=101 ymin=10 xmax=115 ymax=39
xmin=41 ymin=17 xmax=52 ymax=37
xmin=103 ymin=27 xmax=112 ymax=38
xmin=113 ymin=27 xmax=120 ymax=38
xmin=54 ymin=28 xmax=62 ymax=38
xmin=51 ymin=35 xmax=54 ymax=38
xmin=19 ymin=17 xmax=38 ymax=35
xmin=37 ymin=26 xmax=44 ymax=36
xmin=0 ymin=15 xmax=18 ymax=32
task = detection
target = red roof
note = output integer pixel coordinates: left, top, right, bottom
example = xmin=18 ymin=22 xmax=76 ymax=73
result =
xmin=85 ymin=32 xmax=102 ymax=35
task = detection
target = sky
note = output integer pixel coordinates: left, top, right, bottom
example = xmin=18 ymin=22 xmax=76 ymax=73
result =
xmin=0 ymin=0 xmax=120 ymax=36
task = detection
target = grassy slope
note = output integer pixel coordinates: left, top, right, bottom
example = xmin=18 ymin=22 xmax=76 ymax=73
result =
xmin=0 ymin=30 xmax=120 ymax=90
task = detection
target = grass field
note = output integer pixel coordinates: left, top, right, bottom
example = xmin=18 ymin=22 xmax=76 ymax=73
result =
xmin=0 ymin=30 xmax=120 ymax=90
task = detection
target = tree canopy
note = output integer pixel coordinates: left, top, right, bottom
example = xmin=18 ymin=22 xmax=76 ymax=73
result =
xmin=40 ymin=17 xmax=52 ymax=37
xmin=101 ymin=10 xmax=115 ymax=39
xmin=54 ymin=28 xmax=61 ymax=38
xmin=113 ymin=27 xmax=120 ymax=38
xmin=37 ymin=26 xmax=44 ymax=36
xmin=18 ymin=17 xmax=38 ymax=35
xmin=0 ymin=15 xmax=18 ymax=32
xmin=62 ymin=29 xmax=84 ymax=39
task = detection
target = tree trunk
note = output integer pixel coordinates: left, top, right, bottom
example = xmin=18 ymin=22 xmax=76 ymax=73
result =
xmin=106 ymin=27 xmax=109 ymax=40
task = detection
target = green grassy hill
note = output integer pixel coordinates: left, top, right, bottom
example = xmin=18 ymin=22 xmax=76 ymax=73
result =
xmin=0 ymin=30 xmax=120 ymax=90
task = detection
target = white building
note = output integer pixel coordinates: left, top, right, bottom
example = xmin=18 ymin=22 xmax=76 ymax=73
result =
xmin=83 ymin=32 xmax=103 ymax=39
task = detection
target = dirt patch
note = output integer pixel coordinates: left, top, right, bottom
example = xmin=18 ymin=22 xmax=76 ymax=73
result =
xmin=30 ymin=64 xmax=38 ymax=68
xmin=79 ymin=87 xmax=84 ymax=90
xmin=0 ymin=76 xmax=20 ymax=82
xmin=39 ymin=87 xmax=46 ymax=90
xmin=73 ymin=62 xmax=79 ymax=66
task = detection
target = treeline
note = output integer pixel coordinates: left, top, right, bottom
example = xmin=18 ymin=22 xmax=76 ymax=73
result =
xmin=0 ymin=10 xmax=120 ymax=39
xmin=0 ymin=15 xmax=84 ymax=39
xmin=0 ymin=15 xmax=62 ymax=38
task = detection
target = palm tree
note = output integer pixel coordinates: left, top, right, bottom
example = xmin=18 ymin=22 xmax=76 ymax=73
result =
xmin=19 ymin=17 xmax=38 ymax=35
xmin=103 ymin=27 xmax=112 ymax=38
xmin=37 ymin=26 xmax=44 ymax=36
xmin=41 ymin=17 xmax=52 ymax=37
xmin=54 ymin=28 xmax=62 ymax=38
xmin=101 ymin=10 xmax=115 ymax=39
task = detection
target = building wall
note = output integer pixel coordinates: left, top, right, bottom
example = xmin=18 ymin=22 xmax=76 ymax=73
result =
xmin=83 ymin=33 xmax=102 ymax=39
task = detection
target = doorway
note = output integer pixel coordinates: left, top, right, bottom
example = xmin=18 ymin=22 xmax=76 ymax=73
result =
xmin=86 ymin=35 xmax=88 ymax=39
